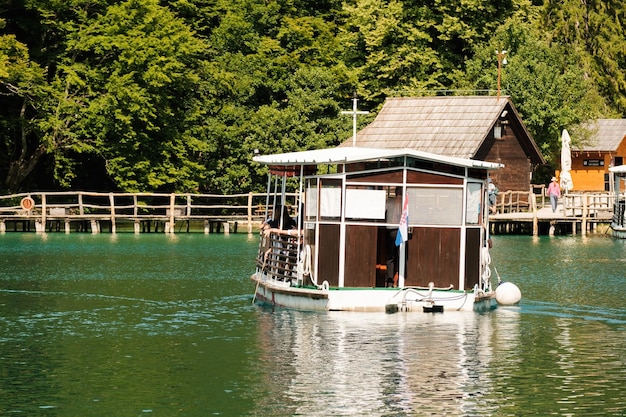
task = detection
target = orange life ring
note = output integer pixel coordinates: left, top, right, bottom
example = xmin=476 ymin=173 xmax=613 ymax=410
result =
xmin=20 ymin=197 xmax=35 ymax=211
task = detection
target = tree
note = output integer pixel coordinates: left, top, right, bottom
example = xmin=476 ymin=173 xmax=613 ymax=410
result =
xmin=0 ymin=23 xmax=51 ymax=192
xmin=48 ymin=0 xmax=211 ymax=191
xmin=543 ymin=0 xmax=626 ymax=114
xmin=195 ymin=0 xmax=355 ymax=193
xmin=459 ymin=16 xmax=609 ymax=167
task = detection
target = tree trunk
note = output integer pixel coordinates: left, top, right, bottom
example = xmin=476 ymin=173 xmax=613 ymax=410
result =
xmin=4 ymin=99 xmax=47 ymax=193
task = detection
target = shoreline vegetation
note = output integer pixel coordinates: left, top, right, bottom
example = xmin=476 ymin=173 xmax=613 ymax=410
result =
xmin=2 ymin=0 xmax=624 ymax=195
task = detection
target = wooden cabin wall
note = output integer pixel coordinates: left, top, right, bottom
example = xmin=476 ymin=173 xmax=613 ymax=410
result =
xmin=344 ymin=225 xmax=378 ymax=287
xmin=317 ymin=224 xmax=340 ymax=287
xmin=464 ymin=228 xmax=481 ymax=290
xmin=483 ymin=130 xmax=532 ymax=193
xmin=405 ymin=227 xmax=460 ymax=288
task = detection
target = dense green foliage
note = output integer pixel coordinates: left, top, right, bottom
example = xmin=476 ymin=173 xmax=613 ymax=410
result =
xmin=1 ymin=0 xmax=624 ymax=193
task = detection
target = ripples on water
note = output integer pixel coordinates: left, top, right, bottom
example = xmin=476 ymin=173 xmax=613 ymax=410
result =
xmin=0 ymin=233 xmax=625 ymax=416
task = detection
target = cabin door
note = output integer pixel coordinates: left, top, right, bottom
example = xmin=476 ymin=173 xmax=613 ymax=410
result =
xmin=404 ymin=227 xmax=461 ymax=288
xmin=344 ymin=225 xmax=378 ymax=287
xmin=464 ymin=227 xmax=481 ymax=289
xmin=316 ymin=224 xmax=340 ymax=287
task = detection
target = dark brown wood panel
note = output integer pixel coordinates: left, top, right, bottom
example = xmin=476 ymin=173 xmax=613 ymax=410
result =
xmin=347 ymin=170 xmax=463 ymax=185
xmin=479 ymin=128 xmax=532 ymax=192
xmin=464 ymin=228 xmax=481 ymax=290
xmin=347 ymin=170 xmax=404 ymax=183
xmin=406 ymin=170 xmax=463 ymax=185
xmin=405 ymin=227 xmax=460 ymax=288
xmin=344 ymin=225 xmax=378 ymax=287
xmin=317 ymin=224 xmax=340 ymax=286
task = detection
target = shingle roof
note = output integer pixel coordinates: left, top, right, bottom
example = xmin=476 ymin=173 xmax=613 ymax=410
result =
xmin=577 ymin=119 xmax=626 ymax=151
xmin=339 ymin=96 xmax=510 ymax=158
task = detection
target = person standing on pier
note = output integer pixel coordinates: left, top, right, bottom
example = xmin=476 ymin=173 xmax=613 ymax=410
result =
xmin=548 ymin=176 xmax=561 ymax=213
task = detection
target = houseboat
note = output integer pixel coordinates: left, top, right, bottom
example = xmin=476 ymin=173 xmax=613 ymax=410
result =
xmin=251 ymin=147 xmax=521 ymax=312
xmin=609 ymin=165 xmax=626 ymax=238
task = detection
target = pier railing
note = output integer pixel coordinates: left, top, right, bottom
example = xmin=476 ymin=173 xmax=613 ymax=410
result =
xmin=0 ymin=191 xmax=297 ymax=234
xmin=493 ymin=190 xmax=533 ymax=214
xmin=494 ymin=188 xmax=614 ymax=217
xmin=561 ymin=192 xmax=614 ymax=217
xmin=491 ymin=187 xmax=614 ymax=235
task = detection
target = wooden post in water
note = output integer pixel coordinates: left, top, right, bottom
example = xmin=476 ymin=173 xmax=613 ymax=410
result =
xmin=167 ymin=193 xmax=175 ymax=234
xmin=37 ymin=193 xmax=46 ymax=233
xmin=247 ymin=192 xmax=253 ymax=234
xmin=109 ymin=193 xmax=116 ymax=234
xmin=582 ymin=196 xmax=588 ymax=236
xmin=531 ymin=188 xmax=539 ymax=236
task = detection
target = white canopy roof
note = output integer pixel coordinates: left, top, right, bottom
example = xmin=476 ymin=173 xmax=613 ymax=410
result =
xmin=609 ymin=165 xmax=626 ymax=174
xmin=253 ymin=147 xmax=503 ymax=170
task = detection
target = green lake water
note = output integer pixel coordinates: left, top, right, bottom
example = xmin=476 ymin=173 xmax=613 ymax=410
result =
xmin=0 ymin=232 xmax=624 ymax=416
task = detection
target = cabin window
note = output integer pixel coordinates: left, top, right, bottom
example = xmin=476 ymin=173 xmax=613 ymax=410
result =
xmin=407 ymin=187 xmax=463 ymax=226
xmin=466 ymin=182 xmax=482 ymax=224
xmin=345 ymin=187 xmax=386 ymax=220
xmin=305 ymin=182 xmax=318 ymax=221
xmin=319 ymin=179 xmax=342 ymax=220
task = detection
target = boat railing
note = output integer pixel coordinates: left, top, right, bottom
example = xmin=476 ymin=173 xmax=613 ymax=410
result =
xmin=256 ymin=232 xmax=301 ymax=284
xmin=612 ymin=200 xmax=625 ymax=227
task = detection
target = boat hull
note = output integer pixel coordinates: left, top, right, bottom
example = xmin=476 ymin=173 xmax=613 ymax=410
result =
xmin=611 ymin=225 xmax=626 ymax=239
xmin=251 ymin=272 xmax=496 ymax=313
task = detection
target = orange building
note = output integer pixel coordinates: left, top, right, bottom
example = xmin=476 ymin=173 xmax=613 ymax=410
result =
xmin=568 ymin=119 xmax=626 ymax=191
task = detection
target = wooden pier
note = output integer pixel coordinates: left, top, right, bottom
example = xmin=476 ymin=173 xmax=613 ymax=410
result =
xmin=0 ymin=189 xmax=615 ymax=236
xmin=0 ymin=191 xmax=297 ymax=234
xmin=490 ymin=187 xmax=614 ymax=236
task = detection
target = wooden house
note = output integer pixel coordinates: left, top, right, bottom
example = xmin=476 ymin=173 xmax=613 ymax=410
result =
xmin=567 ymin=119 xmax=626 ymax=191
xmin=340 ymin=96 xmax=545 ymax=192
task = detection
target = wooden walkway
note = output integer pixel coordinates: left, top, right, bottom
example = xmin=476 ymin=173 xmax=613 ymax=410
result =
xmin=489 ymin=189 xmax=614 ymax=235
xmin=0 ymin=191 xmax=297 ymax=234
xmin=0 ymin=190 xmax=616 ymax=236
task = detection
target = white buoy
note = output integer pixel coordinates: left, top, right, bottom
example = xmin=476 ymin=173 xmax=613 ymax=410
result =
xmin=495 ymin=281 xmax=522 ymax=305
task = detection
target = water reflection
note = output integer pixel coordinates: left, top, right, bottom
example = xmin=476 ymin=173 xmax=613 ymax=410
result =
xmin=252 ymin=309 xmax=523 ymax=416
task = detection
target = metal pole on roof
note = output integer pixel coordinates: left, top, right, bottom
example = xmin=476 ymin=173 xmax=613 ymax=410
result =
xmin=496 ymin=50 xmax=507 ymax=101
xmin=341 ymin=93 xmax=369 ymax=146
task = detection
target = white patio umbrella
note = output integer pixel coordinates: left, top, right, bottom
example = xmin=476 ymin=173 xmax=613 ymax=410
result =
xmin=560 ymin=129 xmax=573 ymax=193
